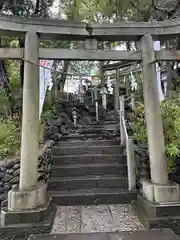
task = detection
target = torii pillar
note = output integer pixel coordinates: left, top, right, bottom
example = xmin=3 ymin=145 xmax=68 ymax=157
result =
xmin=139 ymin=34 xmax=180 ymax=203
xmin=0 ymin=31 xmax=56 ymax=236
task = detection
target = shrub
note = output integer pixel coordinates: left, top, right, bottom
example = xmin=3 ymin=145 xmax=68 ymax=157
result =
xmin=129 ymin=102 xmax=147 ymax=144
xmin=129 ymin=99 xmax=180 ymax=172
xmin=0 ymin=117 xmax=45 ymax=159
xmin=0 ymin=118 xmax=20 ymax=158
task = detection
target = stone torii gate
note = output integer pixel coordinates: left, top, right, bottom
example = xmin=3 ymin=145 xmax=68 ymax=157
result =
xmin=0 ymin=14 xmax=180 ymax=237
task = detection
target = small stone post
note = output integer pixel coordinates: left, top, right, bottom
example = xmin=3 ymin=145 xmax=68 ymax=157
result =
xmin=94 ymin=87 xmax=99 ymax=122
xmin=100 ymin=86 xmax=107 ymax=110
xmin=140 ymin=34 xmax=169 ymax=185
xmin=119 ymin=96 xmax=125 ymax=145
xmin=115 ymin=70 xmax=120 ymax=111
xmin=72 ymin=108 xmax=77 ymax=127
xmin=131 ymin=94 xmax=135 ymax=111
xmin=79 ymin=77 xmax=84 ymax=103
xmin=19 ymin=31 xmax=40 ymax=190
xmin=91 ymin=88 xmax=94 ymax=104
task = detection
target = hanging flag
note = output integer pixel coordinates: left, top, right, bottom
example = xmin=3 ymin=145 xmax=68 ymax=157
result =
xmin=39 ymin=60 xmax=54 ymax=118
xmin=153 ymin=41 xmax=164 ymax=102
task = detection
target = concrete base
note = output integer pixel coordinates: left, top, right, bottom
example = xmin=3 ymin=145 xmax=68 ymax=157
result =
xmin=132 ymin=194 xmax=180 ymax=235
xmin=8 ymin=183 xmax=48 ymax=211
xmin=0 ymin=183 xmax=57 ymax=240
xmin=0 ymin=199 xmax=56 ymax=240
xmin=141 ymin=179 xmax=180 ymax=203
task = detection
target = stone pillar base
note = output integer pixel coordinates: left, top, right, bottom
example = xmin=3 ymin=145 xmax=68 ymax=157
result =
xmin=141 ymin=179 xmax=180 ymax=203
xmin=0 ymin=183 xmax=57 ymax=240
xmin=8 ymin=183 xmax=48 ymax=211
xmin=132 ymin=194 xmax=180 ymax=235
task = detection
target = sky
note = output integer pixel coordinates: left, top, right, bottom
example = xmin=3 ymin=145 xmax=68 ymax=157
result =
xmin=50 ymin=0 xmax=59 ymax=15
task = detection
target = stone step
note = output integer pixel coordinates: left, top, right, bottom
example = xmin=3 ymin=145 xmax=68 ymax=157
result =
xmin=48 ymin=175 xmax=128 ymax=190
xmin=54 ymin=145 xmax=122 ymax=156
xmin=78 ymin=129 xmax=104 ymax=134
xmin=90 ymin=120 xmax=119 ymax=125
xmin=52 ymin=154 xmax=126 ymax=165
xmin=57 ymin=139 xmax=120 ymax=147
xmin=80 ymin=124 xmax=119 ymax=129
xmin=50 ymin=163 xmax=127 ymax=177
xmin=78 ymin=128 xmax=119 ymax=134
xmin=49 ymin=188 xmax=137 ymax=205
xmin=28 ymin=229 xmax=180 ymax=240
xmin=60 ymin=133 xmax=119 ymax=140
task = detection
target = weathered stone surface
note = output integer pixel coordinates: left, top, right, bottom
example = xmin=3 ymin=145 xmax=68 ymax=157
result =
xmin=0 ymin=140 xmax=55 ymax=207
xmin=5 ymin=161 xmax=15 ymax=169
xmin=52 ymin=206 xmax=81 ymax=233
xmin=13 ymin=163 xmax=20 ymax=170
xmin=13 ymin=169 xmax=20 ymax=177
xmin=0 ymin=166 xmax=6 ymax=172
xmin=1 ymin=199 xmax=8 ymax=207
xmin=134 ymin=144 xmax=151 ymax=189
xmin=49 ymin=228 xmax=180 ymax=240
xmin=0 ymin=172 xmax=4 ymax=179
xmin=3 ymin=174 xmax=13 ymax=182
xmin=10 ymin=177 xmax=19 ymax=184
xmin=6 ymin=169 xmax=14 ymax=174
xmin=3 ymin=183 xmax=11 ymax=191
xmin=0 ymin=194 xmax=7 ymax=201
xmin=0 ymin=187 xmax=5 ymax=193
xmin=81 ymin=205 xmax=113 ymax=232
xmin=52 ymin=204 xmax=144 ymax=234
xmin=0 ymin=201 xmax=57 ymax=240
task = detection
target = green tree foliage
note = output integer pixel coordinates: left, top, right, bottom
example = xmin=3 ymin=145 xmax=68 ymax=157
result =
xmin=0 ymin=117 xmax=20 ymax=158
xmin=0 ymin=0 xmax=54 ymax=17
xmin=129 ymin=99 xmax=180 ymax=172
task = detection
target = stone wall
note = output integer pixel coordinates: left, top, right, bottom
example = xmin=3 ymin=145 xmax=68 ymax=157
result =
xmin=0 ymin=140 xmax=55 ymax=208
xmin=134 ymin=144 xmax=151 ymax=189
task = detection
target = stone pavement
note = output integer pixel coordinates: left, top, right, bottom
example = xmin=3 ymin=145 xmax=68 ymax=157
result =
xmin=29 ymin=229 xmax=180 ymax=240
xmin=51 ymin=204 xmax=145 ymax=233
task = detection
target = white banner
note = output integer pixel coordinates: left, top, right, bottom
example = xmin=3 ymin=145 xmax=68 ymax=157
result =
xmin=39 ymin=60 xmax=54 ymax=118
xmin=153 ymin=41 xmax=164 ymax=102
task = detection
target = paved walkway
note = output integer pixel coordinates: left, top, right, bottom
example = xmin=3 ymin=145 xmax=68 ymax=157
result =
xmin=31 ymin=230 xmax=180 ymax=240
xmin=51 ymin=204 xmax=145 ymax=233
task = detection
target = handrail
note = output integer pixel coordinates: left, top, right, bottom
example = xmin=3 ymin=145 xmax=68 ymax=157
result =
xmin=122 ymin=116 xmax=128 ymax=140
xmin=119 ymin=96 xmax=136 ymax=191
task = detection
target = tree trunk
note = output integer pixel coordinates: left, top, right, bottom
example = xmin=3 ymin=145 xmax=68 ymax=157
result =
xmin=1 ymin=61 xmax=14 ymax=115
xmin=57 ymin=60 xmax=70 ymax=90
xmin=0 ymin=36 xmax=13 ymax=114
xmin=19 ymin=37 xmax=25 ymax=88
xmin=100 ymin=42 xmax=105 ymax=85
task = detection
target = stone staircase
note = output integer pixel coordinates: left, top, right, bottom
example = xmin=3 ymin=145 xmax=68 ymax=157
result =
xmin=48 ymin=121 xmax=137 ymax=205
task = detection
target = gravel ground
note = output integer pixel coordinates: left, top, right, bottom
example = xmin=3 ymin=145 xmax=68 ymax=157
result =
xmin=51 ymin=204 xmax=145 ymax=233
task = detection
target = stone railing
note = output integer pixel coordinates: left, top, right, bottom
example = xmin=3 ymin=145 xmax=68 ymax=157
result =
xmin=0 ymin=140 xmax=55 ymax=208
xmin=119 ymin=96 xmax=136 ymax=191
xmin=120 ymin=96 xmax=151 ymax=190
